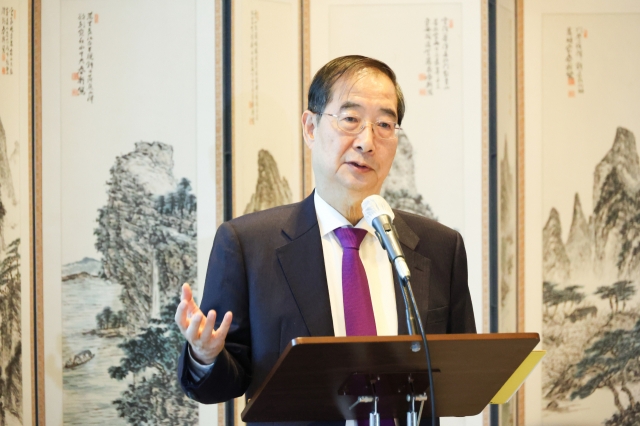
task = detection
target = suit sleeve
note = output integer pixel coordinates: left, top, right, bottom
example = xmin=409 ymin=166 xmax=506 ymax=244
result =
xmin=177 ymin=221 xmax=252 ymax=404
xmin=448 ymin=232 xmax=477 ymax=333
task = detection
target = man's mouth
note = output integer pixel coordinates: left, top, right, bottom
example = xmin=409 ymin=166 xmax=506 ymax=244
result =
xmin=347 ymin=161 xmax=371 ymax=171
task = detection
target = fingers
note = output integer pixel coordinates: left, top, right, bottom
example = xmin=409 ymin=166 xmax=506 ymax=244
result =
xmin=182 ymin=283 xmax=200 ymax=316
xmin=200 ymin=310 xmax=217 ymax=340
xmin=198 ymin=311 xmax=233 ymax=342
xmin=174 ymin=282 xmax=233 ymax=363
xmin=176 ymin=283 xmax=202 ymax=334
xmin=174 ymin=299 xmax=189 ymax=333
xmin=185 ymin=311 xmax=205 ymax=343
xmin=181 ymin=282 xmax=193 ymax=302
xmin=215 ymin=312 xmax=233 ymax=342
xmin=196 ymin=311 xmax=231 ymax=343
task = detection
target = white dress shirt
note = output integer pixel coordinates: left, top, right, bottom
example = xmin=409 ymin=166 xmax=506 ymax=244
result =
xmin=188 ymin=191 xmax=399 ymax=388
xmin=314 ymin=191 xmax=398 ymax=337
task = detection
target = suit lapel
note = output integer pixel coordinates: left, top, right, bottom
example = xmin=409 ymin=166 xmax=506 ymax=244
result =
xmin=392 ymin=213 xmax=431 ymax=335
xmin=276 ymin=194 xmax=335 ymax=337
xmin=275 ymin=200 xmax=431 ymax=338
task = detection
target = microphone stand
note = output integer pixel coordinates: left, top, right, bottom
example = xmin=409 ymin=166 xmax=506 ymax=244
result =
xmin=368 ymin=212 xmax=437 ymax=426
xmin=398 ymin=273 xmax=420 ymax=341
xmin=398 ymin=272 xmax=436 ymax=426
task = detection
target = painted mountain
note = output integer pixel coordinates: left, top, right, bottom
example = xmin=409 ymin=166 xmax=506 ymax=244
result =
xmin=95 ymin=141 xmax=197 ymax=327
xmin=498 ymin=139 xmax=518 ymax=426
xmin=543 ymin=208 xmax=571 ymax=285
xmin=0 ymin=116 xmax=16 ymax=207
xmin=244 ymin=149 xmax=292 ymax=214
xmin=63 ymin=142 xmax=197 ymax=425
xmin=62 ymin=257 xmax=103 ymax=279
xmin=542 ymin=127 xmax=640 ymax=426
xmin=499 ymin=141 xmax=517 ymax=327
xmin=381 ymin=131 xmax=436 ymax=219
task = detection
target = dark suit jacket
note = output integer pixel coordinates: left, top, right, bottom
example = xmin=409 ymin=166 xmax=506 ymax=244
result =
xmin=178 ymin=193 xmax=476 ymax=423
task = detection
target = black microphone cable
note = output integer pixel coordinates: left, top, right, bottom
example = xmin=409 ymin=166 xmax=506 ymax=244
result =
xmin=403 ymin=275 xmax=436 ymax=426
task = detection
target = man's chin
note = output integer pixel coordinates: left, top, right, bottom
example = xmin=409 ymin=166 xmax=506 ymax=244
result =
xmin=337 ymin=180 xmax=381 ymax=198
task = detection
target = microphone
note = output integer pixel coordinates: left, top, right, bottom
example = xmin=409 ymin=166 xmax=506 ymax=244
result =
xmin=361 ymin=195 xmax=411 ymax=283
xmin=362 ymin=194 xmax=417 ymax=335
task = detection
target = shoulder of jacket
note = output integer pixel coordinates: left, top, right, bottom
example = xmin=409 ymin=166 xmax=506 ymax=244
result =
xmin=221 ymin=201 xmax=301 ymax=231
xmin=394 ymin=209 xmax=460 ymax=240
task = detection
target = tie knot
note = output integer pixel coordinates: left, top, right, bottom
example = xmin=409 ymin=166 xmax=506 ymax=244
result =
xmin=334 ymin=227 xmax=368 ymax=250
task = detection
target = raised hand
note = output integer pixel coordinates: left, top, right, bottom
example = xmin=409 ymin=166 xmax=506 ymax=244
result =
xmin=175 ymin=283 xmax=232 ymax=365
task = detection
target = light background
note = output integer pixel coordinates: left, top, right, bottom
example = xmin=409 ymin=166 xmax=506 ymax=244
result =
xmin=541 ymin=14 xmax=640 ymax=242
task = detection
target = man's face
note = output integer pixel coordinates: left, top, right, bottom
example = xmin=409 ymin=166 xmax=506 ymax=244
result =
xmin=302 ymin=70 xmax=398 ymax=202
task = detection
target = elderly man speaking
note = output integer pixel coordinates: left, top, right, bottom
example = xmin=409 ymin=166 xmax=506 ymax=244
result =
xmin=175 ymin=55 xmax=476 ymax=425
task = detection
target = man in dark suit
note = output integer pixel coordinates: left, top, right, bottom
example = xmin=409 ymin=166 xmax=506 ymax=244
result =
xmin=175 ymin=56 xmax=476 ymax=420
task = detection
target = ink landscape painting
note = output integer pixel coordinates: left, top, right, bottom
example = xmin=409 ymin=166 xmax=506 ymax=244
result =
xmin=539 ymin=13 xmax=640 ymax=426
xmin=62 ymin=142 xmax=198 ymax=425
xmin=542 ymin=127 xmax=640 ymax=426
xmin=0 ymin=116 xmax=23 ymax=426
xmin=0 ymin=1 xmax=28 ymax=420
xmin=52 ymin=1 xmax=217 ymax=424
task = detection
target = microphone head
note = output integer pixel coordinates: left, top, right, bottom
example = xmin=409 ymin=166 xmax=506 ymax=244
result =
xmin=361 ymin=195 xmax=395 ymax=226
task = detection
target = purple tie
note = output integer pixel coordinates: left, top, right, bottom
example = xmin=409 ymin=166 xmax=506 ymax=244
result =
xmin=335 ymin=228 xmax=394 ymax=426
xmin=334 ymin=227 xmax=377 ymax=336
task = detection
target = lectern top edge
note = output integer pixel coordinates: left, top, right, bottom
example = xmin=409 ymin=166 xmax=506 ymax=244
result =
xmin=291 ymin=332 xmax=541 ymax=346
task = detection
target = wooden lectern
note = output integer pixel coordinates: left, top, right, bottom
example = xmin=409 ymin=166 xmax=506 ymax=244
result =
xmin=242 ymin=333 xmax=541 ymax=422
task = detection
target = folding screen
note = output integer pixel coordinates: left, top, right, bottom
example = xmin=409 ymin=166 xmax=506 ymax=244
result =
xmin=40 ymin=1 xmax=220 ymax=424
xmin=0 ymin=0 xmax=33 ymax=425
xmin=495 ymin=0 xmax=520 ymax=424
xmin=524 ymin=1 xmax=640 ymax=425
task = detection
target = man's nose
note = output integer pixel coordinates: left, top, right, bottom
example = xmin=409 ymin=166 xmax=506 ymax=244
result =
xmin=354 ymin=123 xmax=375 ymax=152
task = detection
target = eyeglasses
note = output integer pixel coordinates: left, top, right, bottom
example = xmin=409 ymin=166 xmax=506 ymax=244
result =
xmin=317 ymin=112 xmax=401 ymax=140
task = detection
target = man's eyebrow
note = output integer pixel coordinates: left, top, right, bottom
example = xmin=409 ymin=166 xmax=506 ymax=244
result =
xmin=339 ymin=101 xmax=362 ymax=111
xmin=339 ymin=102 xmax=398 ymax=120
xmin=379 ymin=107 xmax=398 ymax=120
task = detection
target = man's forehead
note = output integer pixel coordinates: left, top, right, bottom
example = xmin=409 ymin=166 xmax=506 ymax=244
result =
xmin=331 ymin=69 xmax=391 ymax=95
xmin=329 ymin=70 xmax=397 ymax=113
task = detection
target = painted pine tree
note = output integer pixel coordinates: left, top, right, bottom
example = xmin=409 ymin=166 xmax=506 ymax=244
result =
xmin=0 ymin=238 xmax=22 ymax=422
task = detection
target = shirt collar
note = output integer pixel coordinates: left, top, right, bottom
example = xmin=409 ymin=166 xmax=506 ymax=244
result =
xmin=314 ymin=191 xmax=375 ymax=237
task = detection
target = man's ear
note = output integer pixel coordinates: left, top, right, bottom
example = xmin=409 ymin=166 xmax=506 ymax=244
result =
xmin=301 ymin=110 xmax=317 ymax=149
